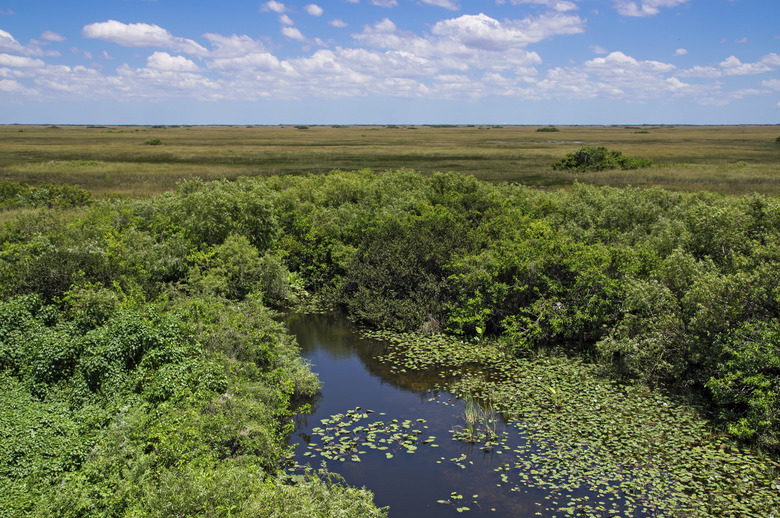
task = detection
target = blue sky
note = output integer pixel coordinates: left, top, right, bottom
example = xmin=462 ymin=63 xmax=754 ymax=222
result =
xmin=1 ymin=0 xmax=778 ymax=124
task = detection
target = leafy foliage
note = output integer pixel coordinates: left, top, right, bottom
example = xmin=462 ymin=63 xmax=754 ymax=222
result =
xmin=1 ymin=167 xmax=779 ymax=514
xmin=552 ymin=146 xmax=653 ymax=172
xmin=0 ymin=181 xmax=92 ymax=210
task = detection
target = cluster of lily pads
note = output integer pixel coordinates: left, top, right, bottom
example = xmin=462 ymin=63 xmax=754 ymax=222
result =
xmin=362 ymin=329 xmax=780 ymax=516
xmin=289 ymin=408 xmax=438 ymax=468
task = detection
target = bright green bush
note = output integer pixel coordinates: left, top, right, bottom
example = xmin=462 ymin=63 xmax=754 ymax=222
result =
xmin=706 ymin=320 xmax=780 ymax=451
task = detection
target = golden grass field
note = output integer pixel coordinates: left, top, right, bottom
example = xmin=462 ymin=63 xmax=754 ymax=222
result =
xmin=1 ymin=124 xmax=779 ymax=197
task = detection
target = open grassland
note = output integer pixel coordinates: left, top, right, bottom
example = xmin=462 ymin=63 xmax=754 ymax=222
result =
xmin=1 ymin=124 xmax=779 ymax=197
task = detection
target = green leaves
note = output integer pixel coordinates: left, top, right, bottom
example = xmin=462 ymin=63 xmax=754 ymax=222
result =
xmin=552 ymin=146 xmax=653 ymax=172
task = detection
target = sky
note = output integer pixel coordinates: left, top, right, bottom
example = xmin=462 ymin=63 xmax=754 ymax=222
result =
xmin=1 ymin=0 xmax=779 ymax=124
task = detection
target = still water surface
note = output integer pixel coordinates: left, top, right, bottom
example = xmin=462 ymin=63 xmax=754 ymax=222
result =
xmin=284 ymin=312 xmax=558 ymax=517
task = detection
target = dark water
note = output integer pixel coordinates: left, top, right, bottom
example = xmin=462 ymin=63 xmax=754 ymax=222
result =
xmin=284 ymin=312 xmax=552 ymax=517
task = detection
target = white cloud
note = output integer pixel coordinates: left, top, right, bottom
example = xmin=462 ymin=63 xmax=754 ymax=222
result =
xmin=0 ymin=78 xmax=26 ymax=92
xmin=305 ymin=4 xmax=324 ymax=16
xmin=82 ymin=20 xmax=208 ymax=56
xmin=146 ymin=52 xmax=200 ymax=72
xmin=420 ymin=0 xmax=460 ymax=10
xmin=0 ymin=29 xmax=23 ymax=53
xmin=590 ymin=44 xmax=608 ymax=54
xmin=280 ymin=14 xmax=294 ymax=26
xmin=674 ymin=48 xmax=687 ymax=56
xmin=207 ymin=49 xmax=281 ymax=73
xmin=329 ymin=19 xmax=348 ymax=28
xmin=762 ymin=79 xmax=780 ymax=91
xmin=282 ymin=26 xmax=307 ymax=42
xmin=264 ymin=1 xmax=287 ymax=14
xmin=720 ymin=53 xmax=780 ymax=76
xmin=735 ymin=37 xmax=747 ymax=44
xmin=505 ymin=0 xmax=578 ymax=12
xmin=586 ymin=51 xmax=675 ymax=73
xmin=614 ymin=0 xmax=688 ymax=17
xmin=430 ymin=13 xmax=584 ymax=51
xmin=41 ymin=30 xmax=65 ymax=42
xmin=0 ymin=53 xmax=45 ymax=68
xmin=370 ymin=0 xmax=398 ymax=7
xmin=204 ymin=33 xmax=268 ymax=58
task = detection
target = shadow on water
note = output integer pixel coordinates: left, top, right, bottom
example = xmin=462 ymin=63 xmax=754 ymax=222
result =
xmin=283 ymin=312 xmax=564 ymax=517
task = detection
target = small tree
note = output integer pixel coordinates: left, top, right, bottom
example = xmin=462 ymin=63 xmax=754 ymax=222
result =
xmin=775 ymin=136 xmax=780 ymax=144
xmin=552 ymin=146 xmax=652 ymax=172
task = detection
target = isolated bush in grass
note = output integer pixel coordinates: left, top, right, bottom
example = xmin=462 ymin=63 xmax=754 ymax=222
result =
xmin=552 ymin=146 xmax=652 ymax=172
xmin=776 ymin=136 xmax=780 ymax=144
xmin=536 ymin=126 xmax=559 ymax=132
xmin=144 ymin=138 xmax=164 ymax=145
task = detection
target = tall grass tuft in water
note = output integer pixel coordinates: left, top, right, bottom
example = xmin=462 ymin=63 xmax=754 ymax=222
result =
xmin=453 ymin=393 xmax=499 ymax=444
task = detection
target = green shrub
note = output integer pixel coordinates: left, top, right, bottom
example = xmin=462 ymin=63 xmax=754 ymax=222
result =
xmin=552 ymin=146 xmax=652 ymax=172
xmin=144 ymin=138 xmax=164 ymax=145
xmin=0 ymin=181 xmax=92 ymax=210
xmin=706 ymin=320 xmax=780 ymax=451
xmin=536 ymin=126 xmax=559 ymax=132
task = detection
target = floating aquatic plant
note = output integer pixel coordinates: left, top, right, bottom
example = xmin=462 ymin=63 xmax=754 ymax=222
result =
xmin=290 ymin=407 xmax=437 ymax=471
xmin=361 ymin=328 xmax=780 ymax=516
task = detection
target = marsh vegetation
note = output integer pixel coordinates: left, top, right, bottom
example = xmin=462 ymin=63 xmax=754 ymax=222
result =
xmin=2 ymin=124 xmax=779 ymax=197
xmin=1 ymin=125 xmax=779 ymax=516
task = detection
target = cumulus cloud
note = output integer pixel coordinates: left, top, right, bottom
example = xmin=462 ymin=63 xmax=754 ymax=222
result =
xmin=264 ymin=1 xmax=287 ymax=14
xmin=371 ymin=0 xmax=398 ymax=7
xmin=720 ymin=53 xmax=780 ymax=75
xmin=420 ymin=0 xmax=460 ymax=10
xmin=430 ymin=12 xmax=584 ymax=51
xmin=504 ymin=0 xmax=578 ymax=12
xmin=0 ymin=29 xmax=23 ymax=53
xmin=762 ymin=79 xmax=780 ymax=91
xmin=82 ymin=20 xmax=208 ymax=56
xmin=282 ymin=26 xmax=307 ymax=42
xmin=330 ymin=19 xmax=348 ymax=28
xmin=305 ymin=4 xmax=324 ymax=16
xmin=586 ymin=51 xmax=675 ymax=73
xmin=41 ymin=30 xmax=65 ymax=42
xmin=146 ymin=52 xmax=200 ymax=72
xmin=0 ymin=53 xmax=45 ymax=68
xmin=280 ymin=14 xmax=294 ymax=26
xmin=614 ymin=0 xmax=688 ymax=17
xmin=684 ymin=54 xmax=780 ymax=78
xmin=674 ymin=48 xmax=687 ymax=55
xmin=0 ymin=78 xmax=25 ymax=92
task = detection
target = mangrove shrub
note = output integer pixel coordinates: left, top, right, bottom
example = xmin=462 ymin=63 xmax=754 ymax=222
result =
xmin=552 ymin=146 xmax=652 ymax=172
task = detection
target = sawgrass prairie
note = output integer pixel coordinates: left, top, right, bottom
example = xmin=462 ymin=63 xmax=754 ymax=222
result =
xmin=2 ymin=124 xmax=779 ymax=197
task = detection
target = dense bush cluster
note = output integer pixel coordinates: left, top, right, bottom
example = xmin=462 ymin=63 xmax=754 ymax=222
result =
xmin=1 ymin=169 xmax=779 ymax=514
xmin=552 ymin=146 xmax=653 ymax=172
xmin=0 ymin=181 xmax=92 ymax=210
xmin=263 ymin=171 xmax=779 ymax=452
xmin=0 ymin=177 xmax=384 ymax=516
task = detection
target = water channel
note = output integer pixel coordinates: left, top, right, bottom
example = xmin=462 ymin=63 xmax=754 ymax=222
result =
xmin=284 ymin=312 xmax=584 ymax=517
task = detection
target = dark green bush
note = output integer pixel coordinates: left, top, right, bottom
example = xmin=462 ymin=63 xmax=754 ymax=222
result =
xmin=144 ymin=138 xmax=164 ymax=145
xmin=0 ymin=181 xmax=92 ymax=210
xmin=552 ymin=146 xmax=652 ymax=172
xmin=536 ymin=126 xmax=560 ymax=132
